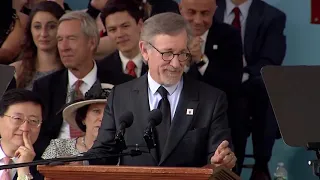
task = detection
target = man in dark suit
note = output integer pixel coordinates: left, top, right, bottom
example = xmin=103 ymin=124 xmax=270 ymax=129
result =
xmin=215 ymin=0 xmax=286 ymax=179
xmin=179 ymin=0 xmax=243 ymax=173
xmin=179 ymin=0 xmax=243 ymax=101
xmin=32 ymin=11 xmax=133 ymax=161
xmin=88 ymin=12 xmax=236 ymax=168
xmin=98 ymin=0 xmax=148 ymax=78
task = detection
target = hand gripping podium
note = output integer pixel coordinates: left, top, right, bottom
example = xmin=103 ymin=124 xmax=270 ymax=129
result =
xmin=37 ymin=165 xmax=240 ymax=180
xmin=261 ymin=65 xmax=320 ymax=179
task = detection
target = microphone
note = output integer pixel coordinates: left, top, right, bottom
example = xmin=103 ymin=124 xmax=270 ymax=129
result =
xmin=115 ymin=111 xmax=134 ymax=152
xmin=143 ymin=109 xmax=162 ymax=150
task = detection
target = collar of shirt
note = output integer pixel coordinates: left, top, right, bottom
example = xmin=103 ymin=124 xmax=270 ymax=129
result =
xmin=147 ymin=72 xmax=182 ymax=96
xmin=200 ymin=30 xmax=209 ymax=54
xmin=225 ymin=0 xmax=252 ymax=20
xmin=68 ymin=61 xmax=98 ymax=92
xmin=119 ymin=51 xmax=144 ymax=72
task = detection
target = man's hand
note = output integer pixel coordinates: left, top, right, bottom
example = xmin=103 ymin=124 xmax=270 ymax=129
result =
xmin=15 ymin=132 xmax=36 ymax=175
xmin=210 ymin=140 xmax=236 ymax=169
xmin=188 ymin=36 xmax=203 ymax=63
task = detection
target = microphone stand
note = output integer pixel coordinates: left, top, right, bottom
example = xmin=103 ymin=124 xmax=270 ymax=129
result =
xmin=143 ymin=127 xmax=157 ymax=150
xmin=0 ymin=149 xmax=143 ymax=170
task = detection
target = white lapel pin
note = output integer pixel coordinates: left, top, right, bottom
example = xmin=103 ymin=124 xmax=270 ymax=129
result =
xmin=186 ymin=109 xmax=194 ymax=115
xmin=213 ymin=44 xmax=218 ymax=50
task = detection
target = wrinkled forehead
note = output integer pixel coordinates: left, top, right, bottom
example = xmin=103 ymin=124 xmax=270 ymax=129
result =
xmin=151 ymin=31 xmax=189 ymax=51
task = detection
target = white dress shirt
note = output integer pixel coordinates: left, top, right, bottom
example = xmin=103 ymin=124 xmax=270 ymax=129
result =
xmin=119 ymin=51 xmax=144 ymax=78
xmin=147 ymin=72 xmax=183 ymax=120
xmin=224 ymin=0 xmax=252 ymax=82
xmin=59 ymin=61 xmax=98 ymax=139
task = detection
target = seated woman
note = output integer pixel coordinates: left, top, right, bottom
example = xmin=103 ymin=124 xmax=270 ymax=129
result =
xmin=11 ymin=1 xmax=65 ymax=90
xmin=42 ymin=83 xmax=113 ymax=159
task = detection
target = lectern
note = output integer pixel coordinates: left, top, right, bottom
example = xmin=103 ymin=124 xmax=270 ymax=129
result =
xmin=38 ymin=165 xmax=240 ymax=180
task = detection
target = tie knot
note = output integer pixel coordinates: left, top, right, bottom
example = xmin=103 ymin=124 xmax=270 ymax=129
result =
xmin=233 ymin=7 xmax=241 ymax=17
xmin=2 ymin=157 xmax=10 ymax=165
xmin=75 ymin=80 xmax=84 ymax=89
xmin=126 ymin=60 xmax=136 ymax=71
xmin=157 ymin=86 xmax=168 ymax=98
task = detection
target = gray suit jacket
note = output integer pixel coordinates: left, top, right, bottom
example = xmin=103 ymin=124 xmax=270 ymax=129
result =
xmin=88 ymin=74 xmax=232 ymax=167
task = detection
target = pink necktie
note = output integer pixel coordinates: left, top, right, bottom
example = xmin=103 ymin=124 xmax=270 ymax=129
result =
xmin=1 ymin=157 xmax=11 ymax=180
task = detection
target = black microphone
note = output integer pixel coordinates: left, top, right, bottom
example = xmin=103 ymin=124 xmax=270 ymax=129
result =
xmin=115 ymin=111 xmax=134 ymax=152
xmin=143 ymin=109 xmax=162 ymax=150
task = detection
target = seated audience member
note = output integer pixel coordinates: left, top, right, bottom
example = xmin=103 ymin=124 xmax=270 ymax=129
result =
xmin=32 ymin=11 xmax=133 ymax=161
xmin=42 ymin=83 xmax=112 ymax=159
xmin=87 ymin=0 xmax=180 ymax=60
xmin=98 ymin=0 xmax=147 ymax=78
xmin=87 ymin=12 xmax=236 ymax=169
xmin=215 ymin=0 xmax=286 ymax=178
xmin=179 ymin=0 xmax=243 ymax=172
xmin=0 ymin=89 xmax=44 ymax=180
xmin=0 ymin=0 xmax=28 ymax=64
xmin=11 ymin=1 xmax=65 ymax=90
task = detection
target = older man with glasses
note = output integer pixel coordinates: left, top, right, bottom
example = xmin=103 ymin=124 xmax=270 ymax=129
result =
xmin=88 ymin=12 xmax=236 ymax=169
xmin=0 ymin=89 xmax=44 ymax=180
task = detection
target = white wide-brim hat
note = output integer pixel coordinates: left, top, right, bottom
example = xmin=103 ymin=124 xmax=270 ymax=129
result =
xmin=62 ymin=83 xmax=114 ymax=131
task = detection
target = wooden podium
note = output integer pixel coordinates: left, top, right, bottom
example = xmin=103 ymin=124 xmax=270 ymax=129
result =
xmin=38 ymin=165 xmax=240 ymax=180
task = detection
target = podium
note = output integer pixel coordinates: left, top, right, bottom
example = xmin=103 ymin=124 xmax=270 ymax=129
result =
xmin=38 ymin=165 xmax=240 ymax=180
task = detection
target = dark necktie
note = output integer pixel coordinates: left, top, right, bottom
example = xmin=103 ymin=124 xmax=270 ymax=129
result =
xmin=232 ymin=7 xmax=241 ymax=30
xmin=126 ymin=60 xmax=137 ymax=78
xmin=156 ymin=86 xmax=171 ymax=157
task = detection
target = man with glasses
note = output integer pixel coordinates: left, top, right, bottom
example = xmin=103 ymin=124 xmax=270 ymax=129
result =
xmin=88 ymin=12 xmax=236 ymax=169
xmin=0 ymin=89 xmax=44 ymax=180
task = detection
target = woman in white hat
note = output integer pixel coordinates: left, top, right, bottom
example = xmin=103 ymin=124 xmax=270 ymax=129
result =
xmin=41 ymin=83 xmax=113 ymax=159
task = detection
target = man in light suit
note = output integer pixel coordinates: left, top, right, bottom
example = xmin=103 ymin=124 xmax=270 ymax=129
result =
xmin=215 ymin=0 xmax=286 ymax=179
xmin=88 ymin=12 xmax=236 ymax=168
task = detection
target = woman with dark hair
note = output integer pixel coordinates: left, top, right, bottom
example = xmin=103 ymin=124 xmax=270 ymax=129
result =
xmin=42 ymin=83 xmax=113 ymax=159
xmin=11 ymin=1 xmax=65 ymax=90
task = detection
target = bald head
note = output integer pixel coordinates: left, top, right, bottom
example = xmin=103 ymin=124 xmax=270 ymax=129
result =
xmin=179 ymin=0 xmax=216 ymax=36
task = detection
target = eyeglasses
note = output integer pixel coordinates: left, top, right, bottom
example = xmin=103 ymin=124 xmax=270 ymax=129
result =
xmin=4 ymin=114 xmax=42 ymax=127
xmin=148 ymin=42 xmax=191 ymax=62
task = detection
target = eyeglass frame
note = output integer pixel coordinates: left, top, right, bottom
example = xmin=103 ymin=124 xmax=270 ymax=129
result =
xmin=3 ymin=114 xmax=42 ymax=127
xmin=147 ymin=42 xmax=191 ymax=62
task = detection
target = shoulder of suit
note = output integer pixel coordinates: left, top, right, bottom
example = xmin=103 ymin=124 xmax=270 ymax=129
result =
xmin=186 ymin=76 xmax=225 ymax=96
xmin=209 ymin=20 xmax=240 ymax=37
xmin=34 ymin=68 xmax=66 ymax=85
xmin=258 ymin=1 xmax=286 ymax=19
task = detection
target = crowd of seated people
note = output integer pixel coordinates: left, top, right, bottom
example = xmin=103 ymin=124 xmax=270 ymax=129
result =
xmin=0 ymin=0 xmax=286 ymax=180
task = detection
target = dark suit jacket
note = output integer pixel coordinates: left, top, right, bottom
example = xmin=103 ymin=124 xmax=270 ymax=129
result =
xmin=215 ymin=0 xmax=286 ymax=78
xmin=32 ymin=64 xmax=134 ymax=160
xmin=98 ymin=51 xmax=148 ymax=77
xmin=88 ymin=74 xmax=232 ymax=167
xmin=187 ymin=19 xmax=243 ymax=97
